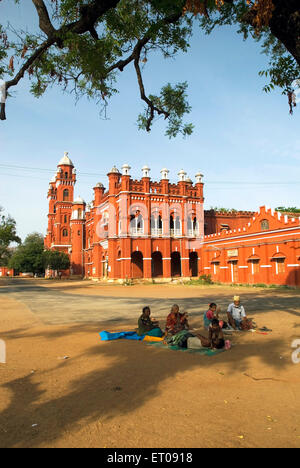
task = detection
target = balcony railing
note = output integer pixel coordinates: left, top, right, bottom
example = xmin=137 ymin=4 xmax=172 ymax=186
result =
xmin=129 ymin=228 xmax=144 ymax=236
xmin=151 ymin=228 xmax=163 ymax=237
xmin=187 ymin=229 xmax=200 ymax=238
xmin=170 ymin=229 xmax=182 ymax=237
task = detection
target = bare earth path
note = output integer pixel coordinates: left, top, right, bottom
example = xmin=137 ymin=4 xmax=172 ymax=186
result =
xmin=0 ymin=278 xmax=299 ymax=448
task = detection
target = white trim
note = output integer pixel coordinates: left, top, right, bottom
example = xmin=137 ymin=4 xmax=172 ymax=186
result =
xmin=50 ymin=244 xmax=72 ymax=248
xmin=287 ymin=264 xmax=300 ymax=267
xmin=204 ymin=226 xmax=300 ymax=246
xmin=260 ymin=265 xmax=272 ymax=268
xmin=238 ymin=266 xmax=248 ymax=269
xmin=220 ymin=267 xmax=229 ymax=269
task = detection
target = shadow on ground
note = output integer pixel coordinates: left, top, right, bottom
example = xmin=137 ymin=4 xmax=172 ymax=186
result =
xmin=0 ymin=332 xmax=291 ymax=448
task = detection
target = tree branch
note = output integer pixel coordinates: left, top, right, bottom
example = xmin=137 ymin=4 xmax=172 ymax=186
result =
xmin=134 ymin=56 xmax=169 ymax=132
xmin=106 ymin=9 xmax=183 ymax=74
xmin=6 ymin=38 xmax=55 ymax=90
xmin=32 ymin=0 xmax=56 ymax=37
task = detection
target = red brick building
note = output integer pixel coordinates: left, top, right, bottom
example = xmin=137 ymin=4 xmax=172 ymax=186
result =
xmin=44 ymin=154 xmax=300 ymax=286
xmin=0 ymin=267 xmax=14 ymax=277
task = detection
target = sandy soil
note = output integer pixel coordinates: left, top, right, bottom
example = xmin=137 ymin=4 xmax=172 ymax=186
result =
xmin=0 ymin=278 xmax=299 ymax=448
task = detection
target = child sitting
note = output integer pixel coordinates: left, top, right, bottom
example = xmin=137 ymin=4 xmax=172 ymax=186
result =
xmin=204 ymin=303 xmax=224 ymax=330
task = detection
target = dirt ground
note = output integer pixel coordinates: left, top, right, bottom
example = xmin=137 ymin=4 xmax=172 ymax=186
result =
xmin=0 ymin=277 xmax=299 ymax=448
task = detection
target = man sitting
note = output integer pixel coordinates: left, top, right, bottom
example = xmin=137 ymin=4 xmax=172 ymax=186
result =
xmin=227 ymin=296 xmax=253 ymax=331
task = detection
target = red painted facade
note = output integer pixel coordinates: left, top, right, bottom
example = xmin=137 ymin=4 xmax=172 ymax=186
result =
xmin=0 ymin=267 xmax=14 ymax=277
xmin=45 ymin=155 xmax=300 ymax=287
xmin=203 ymin=206 xmax=300 ymax=287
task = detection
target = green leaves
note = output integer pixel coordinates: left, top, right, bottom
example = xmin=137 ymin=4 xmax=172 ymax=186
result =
xmin=138 ymin=81 xmax=193 ymax=138
xmin=44 ymin=249 xmax=70 ymax=271
xmin=9 ymin=233 xmax=45 ymax=274
xmin=1 ymin=0 xmax=195 ymax=136
xmin=0 ymin=207 xmax=20 ymax=266
xmin=9 ymin=232 xmax=70 ymax=274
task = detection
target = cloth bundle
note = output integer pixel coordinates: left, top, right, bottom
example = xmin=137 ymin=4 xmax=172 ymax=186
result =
xmin=0 ymin=80 xmax=7 ymax=120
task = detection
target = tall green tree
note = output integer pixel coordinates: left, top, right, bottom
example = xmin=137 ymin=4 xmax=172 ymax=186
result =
xmin=0 ymin=206 xmax=21 ymax=266
xmin=9 ymin=232 xmax=45 ymax=274
xmin=44 ymin=249 xmax=70 ymax=271
xmin=0 ymin=1 xmax=299 ymax=129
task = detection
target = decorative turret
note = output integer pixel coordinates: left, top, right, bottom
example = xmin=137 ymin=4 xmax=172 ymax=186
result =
xmin=58 ymin=151 xmax=74 ymax=167
xmin=107 ymin=166 xmax=121 ymax=195
xmin=195 ymin=172 xmax=204 ymax=199
xmin=94 ymin=182 xmax=105 ymax=206
xmin=122 ymin=164 xmax=131 ymax=176
xmin=121 ymin=164 xmax=131 ymax=192
xmin=178 ymin=169 xmax=187 ymax=196
xmin=195 ymin=172 xmax=204 ymax=184
xmin=142 ymin=165 xmax=150 ymax=178
xmin=55 ymin=152 xmax=76 ymax=202
xmin=178 ymin=169 xmax=187 ymax=182
xmin=160 ymin=168 xmax=169 ymax=180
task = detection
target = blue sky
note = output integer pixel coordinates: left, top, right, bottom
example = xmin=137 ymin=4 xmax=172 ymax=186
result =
xmin=0 ymin=0 xmax=299 ymax=241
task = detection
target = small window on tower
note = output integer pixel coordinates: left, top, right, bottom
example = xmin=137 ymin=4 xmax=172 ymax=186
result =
xmin=63 ymin=189 xmax=69 ymax=201
xmin=63 ymin=229 xmax=68 ymax=237
xmin=64 ymin=215 xmax=67 ymax=223
xmin=78 ymin=230 xmax=81 ymax=236
xmin=65 ymin=172 xmax=68 ymax=179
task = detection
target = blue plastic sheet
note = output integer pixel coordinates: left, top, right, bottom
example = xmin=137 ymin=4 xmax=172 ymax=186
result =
xmin=99 ymin=331 xmax=145 ymax=341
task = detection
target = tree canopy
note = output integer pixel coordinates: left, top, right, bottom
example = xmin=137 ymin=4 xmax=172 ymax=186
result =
xmin=275 ymin=206 xmax=300 ymax=214
xmin=44 ymin=249 xmax=71 ymax=271
xmin=0 ymin=0 xmax=299 ymax=134
xmin=9 ymin=232 xmax=46 ymax=274
xmin=9 ymin=232 xmax=71 ymax=274
xmin=0 ymin=206 xmax=20 ymax=266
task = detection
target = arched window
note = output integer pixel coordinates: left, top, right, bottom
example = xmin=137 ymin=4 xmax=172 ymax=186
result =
xmin=78 ymin=208 xmax=82 ymax=219
xmin=261 ymin=219 xmax=269 ymax=231
xmin=64 ymin=215 xmax=67 ymax=223
xmin=63 ymin=229 xmax=68 ymax=237
xmin=63 ymin=189 xmax=69 ymax=201
xmin=64 ymin=172 xmax=68 ymax=179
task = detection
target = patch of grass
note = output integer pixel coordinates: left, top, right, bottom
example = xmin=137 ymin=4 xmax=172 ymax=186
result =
xmin=186 ymin=275 xmax=214 ymax=286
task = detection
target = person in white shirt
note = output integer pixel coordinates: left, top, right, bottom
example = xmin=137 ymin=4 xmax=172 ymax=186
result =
xmin=227 ymin=296 xmax=252 ymax=330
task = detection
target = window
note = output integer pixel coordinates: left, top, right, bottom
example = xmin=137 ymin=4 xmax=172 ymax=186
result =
xmin=276 ymin=259 xmax=285 ymax=274
xmin=64 ymin=215 xmax=68 ymax=223
xmin=213 ymin=262 xmax=220 ymax=275
xmin=63 ymin=229 xmax=68 ymax=237
xmin=251 ymin=260 xmax=260 ymax=275
xmin=64 ymin=172 xmax=68 ymax=179
xmin=63 ymin=189 xmax=69 ymax=201
xmin=261 ymin=219 xmax=269 ymax=231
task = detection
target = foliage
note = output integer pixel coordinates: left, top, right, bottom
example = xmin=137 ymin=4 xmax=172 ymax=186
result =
xmin=209 ymin=207 xmax=238 ymax=213
xmin=187 ymin=274 xmax=214 ymax=285
xmin=44 ymin=249 xmax=70 ymax=271
xmin=0 ymin=206 xmax=21 ymax=266
xmin=195 ymin=0 xmax=300 ymax=112
xmin=0 ymin=0 xmax=299 ymax=129
xmin=275 ymin=207 xmax=300 ymax=214
xmin=9 ymin=232 xmax=45 ymax=274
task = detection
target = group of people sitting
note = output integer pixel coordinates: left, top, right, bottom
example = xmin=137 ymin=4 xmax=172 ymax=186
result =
xmin=137 ymin=296 xmax=253 ymax=350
